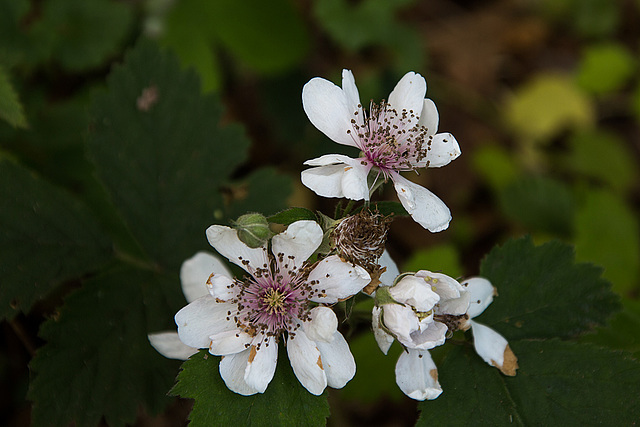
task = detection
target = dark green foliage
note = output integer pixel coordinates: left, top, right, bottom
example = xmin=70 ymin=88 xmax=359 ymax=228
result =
xmin=0 ymin=159 xmax=112 ymax=319
xmin=171 ymin=349 xmax=330 ymax=426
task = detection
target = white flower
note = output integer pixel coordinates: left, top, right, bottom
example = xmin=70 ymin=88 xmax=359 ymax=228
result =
xmin=462 ymin=277 xmax=518 ymax=376
xmin=371 ymin=255 xmax=469 ymax=401
xmin=148 ymin=251 xmax=229 ymax=360
xmin=174 ymin=220 xmax=371 ymax=396
xmin=373 ymin=270 xmax=469 ymax=352
xmin=301 ymin=70 xmax=461 ymax=232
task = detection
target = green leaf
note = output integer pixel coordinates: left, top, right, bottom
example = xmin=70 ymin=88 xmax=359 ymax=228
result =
xmin=575 ymin=43 xmax=636 ymax=94
xmin=268 ymin=207 xmax=318 ymax=225
xmin=498 ymin=176 xmax=575 ymax=236
xmin=581 ymin=297 xmax=640 ymax=358
xmin=574 ymin=190 xmax=640 ymax=294
xmin=478 ymin=237 xmax=620 ymax=340
xmin=0 ymin=158 xmax=112 ymax=319
xmin=28 ymin=267 xmax=179 ymax=427
xmin=33 ymin=0 xmax=133 ymax=71
xmin=225 ymin=168 xmax=293 ymax=219
xmin=504 ymin=74 xmax=594 ymax=141
xmin=171 ymin=349 xmax=330 ymax=426
xmin=0 ymin=66 xmax=27 ymax=128
xmin=403 ymin=244 xmax=463 ymax=279
xmin=417 ymin=340 xmax=640 ymax=425
xmin=88 ymin=40 xmax=250 ymax=270
xmin=471 ymin=144 xmax=519 ymax=191
xmin=566 ymin=130 xmax=637 ymax=193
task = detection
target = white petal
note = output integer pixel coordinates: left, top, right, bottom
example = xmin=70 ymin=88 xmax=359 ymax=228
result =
xmin=180 ymin=251 xmax=232 ymax=303
xmin=417 ymin=98 xmax=439 ymax=136
xmin=301 ymin=164 xmax=347 ymax=198
xmin=419 ymin=133 xmax=461 ymax=168
xmin=378 ymin=249 xmax=400 ymax=287
xmin=400 ymin=320 xmax=448 ymax=351
xmin=341 ymin=69 xmax=362 ymax=117
xmin=463 ymin=277 xmax=495 ymax=318
xmin=341 ymin=159 xmax=371 ymax=201
xmin=148 ymin=331 xmax=198 ymax=360
xmin=415 ymin=270 xmax=469 ymax=315
xmin=392 ymin=173 xmax=451 ymax=232
xmin=303 ymin=307 xmax=338 ymax=343
xmin=302 ymin=76 xmax=359 ymax=147
xmin=175 ymin=296 xmax=235 ymax=349
xmin=308 ymin=255 xmax=370 ymax=303
xmin=219 ymin=349 xmax=260 ymax=396
xmin=208 ymin=329 xmax=253 ymax=356
xmin=372 ymin=306 xmax=394 ymax=355
xmin=287 ymin=330 xmax=327 ymax=395
xmin=395 ymin=349 xmax=442 ymax=401
xmin=315 ymin=331 xmax=356 ymax=389
xmin=206 ymin=225 xmax=269 ymax=273
xmin=388 ymin=72 xmax=427 ymax=120
xmin=383 ymin=304 xmax=419 ymax=344
xmin=389 ymin=275 xmax=440 ymax=312
xmin=207 ymin=272 xmax=237 ymax=301
xmin=271 ymin=220 xmax=323 ymax=272
xmin=244 ymin=337 xmax=279 ymax=393
xmin=304 ymin=154 xmax=356 ymax=167
xmin=471 ymin=321 xmax=517 ymax=376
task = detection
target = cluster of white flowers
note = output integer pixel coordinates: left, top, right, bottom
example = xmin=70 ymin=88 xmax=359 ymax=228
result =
xmin=149 ymin=70 xmax=517 ymax=400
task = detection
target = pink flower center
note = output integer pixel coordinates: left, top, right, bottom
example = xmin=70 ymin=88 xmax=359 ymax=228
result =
xmin=347 ymin=101 xmax=432 ymax=178
xmin=230 ymin=255 xmax=314 ymax=340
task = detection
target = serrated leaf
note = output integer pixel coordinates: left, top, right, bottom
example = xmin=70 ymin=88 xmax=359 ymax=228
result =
xmin=574 ymin=190 xmax=640 ymax=294
xmin=0 ymin=65 xmax=27 ymax=128
xmin=478 ymin=237 xmax=619 ymax=340
xmin=498 ymin=176 xmax=575 ymax=236
xmin=88 ymin=40 xmax=250 ymax=271
xmin=28 ymin=267 xmax=180 ymax=427
xmin=268 ymin=207 xmax=318 ymax=225
xmin=33 ymin=0 xmax=133 ymax=71
xmin=505 ymin=74 xmax=594 ymax=141
xmin=171 ymin=349 xmax=330 ymax=426
xmin=225 ymin=168 xmax=292 ymax=219
xmin=581 ymin=297 xmax=640 ymax=358
xmin=417 ymin=340 xmax=640 ymax=425
xmin=0 ymin=159 xmax=112 ymax=319
xmin=575 ymin=43 xmax=636 ymax=94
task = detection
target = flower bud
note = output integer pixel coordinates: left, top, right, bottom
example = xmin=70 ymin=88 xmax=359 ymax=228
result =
xmin=233 ymin=213 xmax=273 ymax=248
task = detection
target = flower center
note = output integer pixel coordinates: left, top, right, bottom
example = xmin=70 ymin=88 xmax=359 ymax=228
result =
xmin=262 ymin=287 xmax=287 ymax=315
xmin=347 ymin=101 xmax=431 ymax=176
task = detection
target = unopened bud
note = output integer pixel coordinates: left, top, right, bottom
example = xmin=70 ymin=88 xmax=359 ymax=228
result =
xmin=233 ymin=213 xmax=273 ymax=248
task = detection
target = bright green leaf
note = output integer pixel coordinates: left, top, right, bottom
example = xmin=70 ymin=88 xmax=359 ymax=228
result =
xmin=0 ymin=66 xmax=27 ymax=128
xmin=88 ymin=40 xmax=250 ymax=270
xmin=505 ymin=74 xmax=594 ymax=141
xmin=0 ymin=158 xmax=112 ymax=320
xmin=576 ymin=43 xmax=636 ymax=94
xmin=567 ymin=130 xmax=636 ymax=192
xmin=171 ymin=349 xmax=330 ymax=426
xmin=499 ymin=176 xmax=575 ymax=236
xmin=417 ymin=340 xmax=640 ymax=425
xmin=479 ymin=236 xmax=619 ymax=340
xmin=403 ymin=244 xmax=463 ymax=278
xmin=29 ymin=267 xmax=180 ymax=427
xmin=574 ymin=190 xmax=640 ymax=294
xmin=34 ymin=0 xmax=133 ymax=71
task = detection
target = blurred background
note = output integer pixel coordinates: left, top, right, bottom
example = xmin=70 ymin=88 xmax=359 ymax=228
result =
xmin=1 ymin=0 xmax=639 ymax=425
